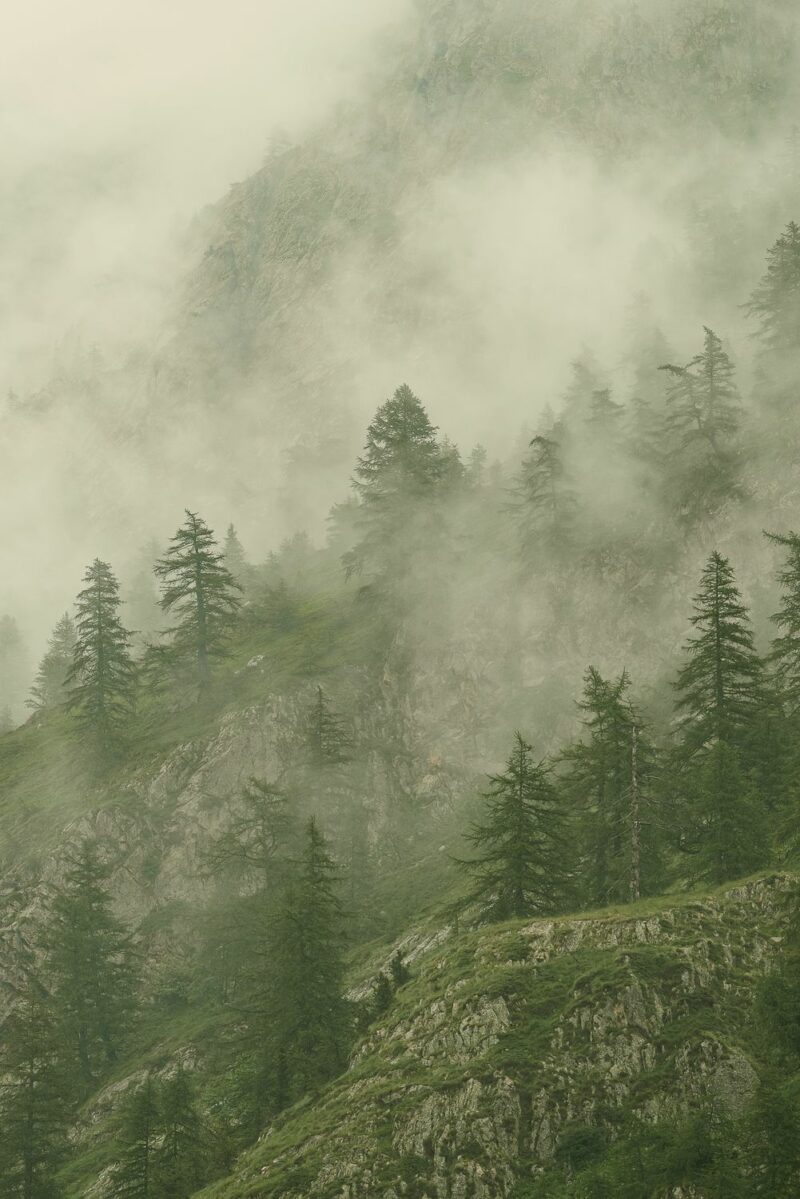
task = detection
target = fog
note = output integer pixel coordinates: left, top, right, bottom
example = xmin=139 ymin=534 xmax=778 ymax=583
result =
xmin=3 ymin=0 xmax=800 ymax=708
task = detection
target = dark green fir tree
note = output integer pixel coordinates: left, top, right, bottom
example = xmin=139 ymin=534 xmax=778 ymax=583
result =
xmin=305 ymin=686 xmax=352 ymax=768
xmin=463 ymin=733 xmax=568 ymax=920
xmin=155 ymin=1067 xmax=207 ymax=1198
xmin=28 ymin=613 xmax=76 ymax=710
xmin=43 ymin=839 xmax=135 ymax=1090
xmin=111 ymin=1075 xmax=159 ymax=1198
xmin=67 ymin=560 xmax=136 ymax=760
xmin=155 ymin=511 xmax=242 ymax=689
xmin=674 ymin=551 xmax=763 ymax=757
xmin=510 ymin=435 xmax=576 ymax=566
xmin=344 ymin=384 xmax=444 ymax=587
xmin=267 ymin=817 xmax=349 ymax=1105
xmin=0 ymin=986 xmax=68 ymax=1199
xmin=659 ymin=328 xmax=743 ymax=520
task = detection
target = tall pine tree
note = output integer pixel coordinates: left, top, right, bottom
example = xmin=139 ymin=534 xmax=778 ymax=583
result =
xmin=344 ymin=384 xmax=444 ymax=589
xmin=155 ymin=511 xmax=241 ymax=689
xmin=562 ymin=669 xmax=659 ymax=907
xmin=0 ymin=986 xmax=67 ymax=1199
xmin=28 ymin=613 xmax=76 ymax=710
xmin=111 ymin=1075 xmax=159 ymax=1198
xmin=510 ymin=435 xmax=576 ymax=567
xmin=674 ymin=551 xmax=762 ymax=757
xmin=43 ymin=840 xmax=135 ymax=1090
xmin=659 ymin=328 xmax=743 ymax=520
xmin=267 ymin=817 xmax=349 ymax=1105
xmin=463 ymin=733 xmax=568 ymax=920
xmin=67 ymin=560 xmax=136 ymax=759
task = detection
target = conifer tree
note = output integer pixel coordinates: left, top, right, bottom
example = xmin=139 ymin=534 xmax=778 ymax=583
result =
xmin=267 ymin=817 xmax=349 ymax=1104
xmin=67 ymin=560 xmax=136 ymax=759
xmin=28 ymin=613 xmax=76 ymax=710
xmin=463 ymin=733 xmax=568 ymax=920
xmin=43 ymin=840 xmax=135 ymax=1089
xmin=510 ymin=435 xmax=576 ymax=566
xmin=222 ymin=523 xmax=249 ymax=589
xmin=674 ymin=552 xmax=763 ymax=756
xmin=155 ymin=511 xmax=241 ymax=689
xmin=767 ymin=530 xmax=800 ymax=711
xmin=305 ymin=686 xmax=352 ymax=768
xmin=111 ymin=1075 xmax=159 ymax=1198
xmin=587 ymin=388 xmax=625 ymax=438
xmin=562 ymin=670 xmax=658 ymax=906
xmin=659 ymin=328 xmax=743 ymax=518
xmin=125 ymin=541 xmax=162 ymax=650
xmin=559 ymin=352 xmax=606 ymax=428
xmin=344 ymin=384 xmax=444 ymax=584
xmin=690 ymin=740 xmax=768 ymax=883
xmin=155 ymin=1068 xmax=206 ymax=1198
xmin=745 ymin=221 xmax=800 ymax=353
xmin=0 ymin=987 xmax=67 ymax=1198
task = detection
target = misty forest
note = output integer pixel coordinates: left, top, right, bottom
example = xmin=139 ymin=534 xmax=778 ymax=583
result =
xmin=4 ymin=2 xmax=800 ymax=1197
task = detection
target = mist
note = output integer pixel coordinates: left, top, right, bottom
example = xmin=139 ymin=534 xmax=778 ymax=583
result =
xmin=2 ymin=0 xmax=800 ymax=702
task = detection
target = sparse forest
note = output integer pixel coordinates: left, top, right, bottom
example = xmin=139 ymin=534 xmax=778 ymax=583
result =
xmin=5 ymin=0 xmax=800 ymax=1193
xmin=1 ymin=222 xmax=800 ymax=1195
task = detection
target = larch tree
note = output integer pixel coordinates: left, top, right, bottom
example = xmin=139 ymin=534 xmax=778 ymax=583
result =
xmin=463 ymin=733 xmax=568 ymax=920
xmin=43 ymin=839 xmax=135 ymax=1090
xmin=67 ymin=560 xmax=136 ymax=759
xmin=28 ymin=613 xmax=76 ymax=710
xmin=155 ymin=511 xmax=242 ymax=689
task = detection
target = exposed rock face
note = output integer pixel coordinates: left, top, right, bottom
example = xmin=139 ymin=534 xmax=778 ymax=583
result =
xmin=208 ymin=874 xmax=794 ymax=1198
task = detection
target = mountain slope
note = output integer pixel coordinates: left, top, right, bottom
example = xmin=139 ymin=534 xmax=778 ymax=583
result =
xmin=200 ymin=874 xmax=795 ymax=1198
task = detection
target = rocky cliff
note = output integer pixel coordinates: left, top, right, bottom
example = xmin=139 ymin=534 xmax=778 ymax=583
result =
xmin=199 ymin=873 xmax=794 ymax=1198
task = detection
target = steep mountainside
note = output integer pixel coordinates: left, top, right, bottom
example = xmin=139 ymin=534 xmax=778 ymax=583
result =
xmin=201 ymin=873 xmax=794 ymax=1198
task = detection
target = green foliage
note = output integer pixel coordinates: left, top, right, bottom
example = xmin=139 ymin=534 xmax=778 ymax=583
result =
xmin=28 ymin=614 xmax=76 ymax=711
xmin=0 ymin=987 xmax=68 ymax=1198
xmin=510 ymin=435 xmax=576 ymax=566
xmin=67 ymin=560 xmax=136 ymax=760
xmin=305 ymin=686 xmax=352 ymax=768
xmin=155 ymin=511 xmax=242 ymax=689
xmin=746 ymin=220 xmax=800 ymax=353
xmin=768 ymin=529 xmax=800 ymax=712
xmin=463 ymin=733 xmax=568 ymax=919
xmin=659 ymin=327 xmax=743 ymax=519
xmin=42 ymin=839 xmax=136 ymax=1090
xmin=110 ymin=1075 xmax=159 ymax=1198
xmin=344 ymin=384 xmax=446 ymax=592
xmin=561 ymin=668 xmax=659 ymax=906
xmin=266 ymin=817 xmax=350 ymax=1104
xmin=689 ymin=739 xmax=768 ymax=883
xmin=674 ymin=551 xmax=763 ymax=756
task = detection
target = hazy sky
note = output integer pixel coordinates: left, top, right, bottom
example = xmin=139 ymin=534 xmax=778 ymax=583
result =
xmin=0 ymin=0 xmax=411 ymax=385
